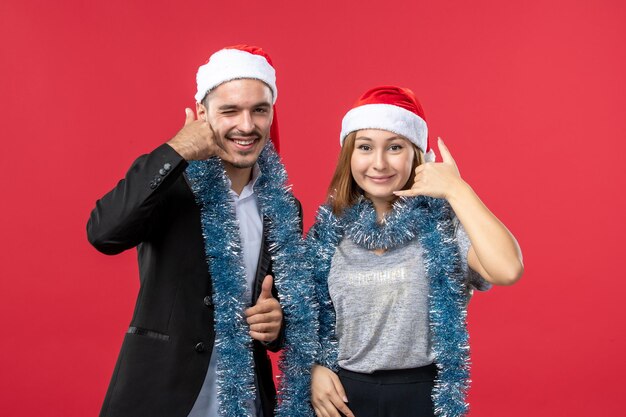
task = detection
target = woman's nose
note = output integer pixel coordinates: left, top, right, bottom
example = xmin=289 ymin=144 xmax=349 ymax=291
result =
xmin=372 ymin=151 xmax=388 ymax=170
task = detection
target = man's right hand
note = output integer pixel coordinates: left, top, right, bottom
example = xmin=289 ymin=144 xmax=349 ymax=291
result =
xmin=167 ymin=108 xmax=229 ymax=161
xmin=311 ymin=365 xmax=355 ymax=417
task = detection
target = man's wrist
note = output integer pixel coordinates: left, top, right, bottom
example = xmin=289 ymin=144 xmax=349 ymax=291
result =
xmin=166 ymin=140 xmax=195 ymax=160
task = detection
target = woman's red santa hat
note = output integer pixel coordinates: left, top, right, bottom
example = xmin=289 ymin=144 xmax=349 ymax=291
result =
xmin=340 ymin=85 xmax=434 ymax=162
xmin=195 ymin=45 xmax=280 ymax=152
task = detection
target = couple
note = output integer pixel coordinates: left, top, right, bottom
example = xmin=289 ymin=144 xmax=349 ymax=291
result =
xmin=87 ymin=45 xmax=523 ymax=417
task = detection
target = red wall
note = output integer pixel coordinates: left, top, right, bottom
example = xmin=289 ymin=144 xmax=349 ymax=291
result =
xmin=1 ymin=1 xmax=625 ymax=415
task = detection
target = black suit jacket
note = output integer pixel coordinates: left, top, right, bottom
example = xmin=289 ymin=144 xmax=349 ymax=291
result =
xmin=87 ymin=144 xmax=300 ymax=417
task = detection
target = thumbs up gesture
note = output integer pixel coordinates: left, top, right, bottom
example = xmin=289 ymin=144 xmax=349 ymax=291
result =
xmin=245 ymin=275 xmax=283 ymax=343
xmin=394 ymin=137 xmax=463 ymax=200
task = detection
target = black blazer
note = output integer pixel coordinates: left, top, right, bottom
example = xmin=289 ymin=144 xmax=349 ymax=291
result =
xmin=87 ymin=144 xmax=300 ymax=417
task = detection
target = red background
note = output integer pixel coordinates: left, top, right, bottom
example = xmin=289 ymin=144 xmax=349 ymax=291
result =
xmin=1 ymin=1 xmax=625 ymax=416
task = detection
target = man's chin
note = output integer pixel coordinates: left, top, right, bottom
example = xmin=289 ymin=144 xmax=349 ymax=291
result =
xmin=227 ymin=160 xmax=256 ymax=169
xmin=222 ymin=140 xmax=267 ymax=168
xmin=221 ymin=152 xmax=259 ymax=170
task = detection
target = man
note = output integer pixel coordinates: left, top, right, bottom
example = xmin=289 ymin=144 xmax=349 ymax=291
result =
xmin=87 ymin=45 xmax=315 ymax=417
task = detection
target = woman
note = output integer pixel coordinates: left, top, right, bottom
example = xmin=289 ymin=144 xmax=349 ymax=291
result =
xmin=307 ymin=86 xmax=523 ymax=417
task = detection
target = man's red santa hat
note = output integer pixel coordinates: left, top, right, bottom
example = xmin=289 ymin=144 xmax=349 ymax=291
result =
xmin=340 ymin=85 xmax=434 ymax=162
xmin=195 ymin=45 xmax=280 ymax=152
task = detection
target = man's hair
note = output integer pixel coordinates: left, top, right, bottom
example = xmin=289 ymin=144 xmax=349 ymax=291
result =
xmin=200 ymin=79 xmax=275 ymax=109
xmin=326 ymin=132 xmax=423 ymax=215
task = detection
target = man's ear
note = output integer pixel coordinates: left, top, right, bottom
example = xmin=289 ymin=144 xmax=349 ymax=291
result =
xmin=196 ymin=101 xmax=208 ymax=122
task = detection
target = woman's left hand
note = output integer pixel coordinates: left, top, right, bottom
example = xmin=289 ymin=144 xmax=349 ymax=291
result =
xmin=395 ymin=137 xmax=524 ymax=286
xmin=394 ymin=137 xmax=463 ymax=200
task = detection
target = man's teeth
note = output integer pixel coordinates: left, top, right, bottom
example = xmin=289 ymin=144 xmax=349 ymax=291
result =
xmin=234 ymin=139 xmax=255 ymax=145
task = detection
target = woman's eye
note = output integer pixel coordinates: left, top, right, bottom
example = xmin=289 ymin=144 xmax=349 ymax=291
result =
xmin=389 ymin=145 xmax=403 ymax=151
xmin=358 ymin=145 xmax=371 ymax=151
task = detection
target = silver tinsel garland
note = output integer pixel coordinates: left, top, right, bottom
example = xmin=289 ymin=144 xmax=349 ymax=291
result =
xmin=307 ymin=196 xmax=472 ymax=417
xmin=186 ymin=142 xmax=317 ymax=417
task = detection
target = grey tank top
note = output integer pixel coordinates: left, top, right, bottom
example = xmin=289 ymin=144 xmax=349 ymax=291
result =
xmin=327 ymin=220 xmax=489 ymax=373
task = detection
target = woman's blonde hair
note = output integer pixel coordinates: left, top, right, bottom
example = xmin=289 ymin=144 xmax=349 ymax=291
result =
xmin=326 ymin=132 xmax=424 ymax=215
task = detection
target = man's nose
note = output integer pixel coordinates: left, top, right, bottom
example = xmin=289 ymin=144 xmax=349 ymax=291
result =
xmin=237 ymin=111 xmax=254 ymax=133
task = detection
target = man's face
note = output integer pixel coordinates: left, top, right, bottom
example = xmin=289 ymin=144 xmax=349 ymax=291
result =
xmin=197 ymin=79 xmax=273 ymax=170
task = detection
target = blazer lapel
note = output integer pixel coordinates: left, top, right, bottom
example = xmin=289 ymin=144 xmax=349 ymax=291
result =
xmin=251 ymin=215 xmax=272 ymax=303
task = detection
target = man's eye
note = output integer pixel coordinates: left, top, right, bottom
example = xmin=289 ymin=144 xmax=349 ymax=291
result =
xmin=254 ymin=108 xmax=267 ymax=113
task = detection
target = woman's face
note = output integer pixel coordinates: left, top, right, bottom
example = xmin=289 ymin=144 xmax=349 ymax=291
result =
xmin=350 ymin=129 xmax=415 ymax=210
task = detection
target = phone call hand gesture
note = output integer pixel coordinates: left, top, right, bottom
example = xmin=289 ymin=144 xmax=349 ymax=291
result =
xmin=394 ymin=137 xmax=463 ymax=200
xmin=167 ymin=108 xmax=229 ymax=161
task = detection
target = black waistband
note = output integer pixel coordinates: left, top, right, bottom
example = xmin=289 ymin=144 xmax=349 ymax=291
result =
xmin=338 ymin=364 xmax=437 ymax=384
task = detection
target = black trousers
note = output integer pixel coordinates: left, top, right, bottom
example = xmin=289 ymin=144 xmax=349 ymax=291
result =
xmin=338 ymin=365 xmax=437 ymax=417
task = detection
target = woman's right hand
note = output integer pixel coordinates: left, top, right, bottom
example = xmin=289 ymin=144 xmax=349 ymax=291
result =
xmin=311 ymin=365 xmax=355 ymax=417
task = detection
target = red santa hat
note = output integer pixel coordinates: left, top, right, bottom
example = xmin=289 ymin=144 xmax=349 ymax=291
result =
xmin=340 ymin=85 xmax=434 ymax=162
xmin=195 ymin=45 xmax=280 ymax=152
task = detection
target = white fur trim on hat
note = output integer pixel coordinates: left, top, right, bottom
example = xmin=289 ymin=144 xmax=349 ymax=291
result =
xmin=195 ymin=49 xmax=277 ymax=103
xmin=424 ymin=149 xmax=436 ymax=162
xmin=340 ymin=103 xmax=428 ymax=153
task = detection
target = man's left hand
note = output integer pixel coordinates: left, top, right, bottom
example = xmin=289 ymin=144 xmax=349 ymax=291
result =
xmin=245 ymin=275 xmax=283 ymax=343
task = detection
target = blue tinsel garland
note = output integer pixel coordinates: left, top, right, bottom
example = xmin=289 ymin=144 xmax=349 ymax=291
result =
xmin=186 ymin=142 xmax=317 ymax=417
xmin=307 ymin=196 xmax=471 ymax=417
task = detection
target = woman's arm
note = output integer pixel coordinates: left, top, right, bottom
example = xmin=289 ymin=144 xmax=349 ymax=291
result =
xmin=395 ymin=138 xmax=523 ymax=285
xmin=311 ymin=365 xmax=354 ymax=417
xmin=446 ymin=179 xmax=523 ymax=285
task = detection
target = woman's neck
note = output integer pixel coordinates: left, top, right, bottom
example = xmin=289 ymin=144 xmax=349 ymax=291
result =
xmin=370 ymin=198 xmax=392 ymax=222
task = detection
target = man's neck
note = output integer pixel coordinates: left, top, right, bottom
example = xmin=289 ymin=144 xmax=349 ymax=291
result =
xmin=224 ymin=164 xmax=253 ymax=196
